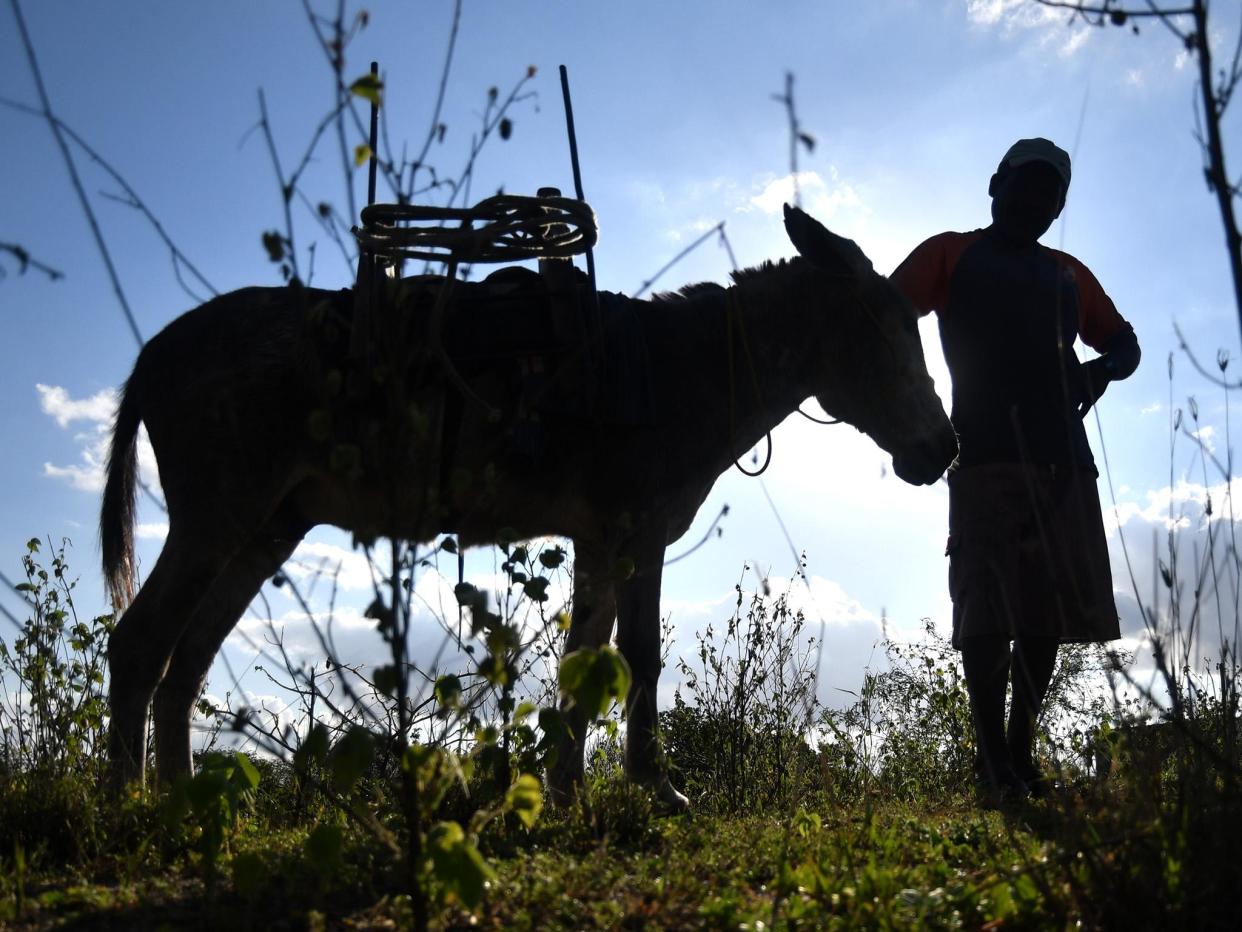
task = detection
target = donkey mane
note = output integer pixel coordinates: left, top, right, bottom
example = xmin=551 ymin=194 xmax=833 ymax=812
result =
xmin=654 ymin=258 xmax=797 ymax=304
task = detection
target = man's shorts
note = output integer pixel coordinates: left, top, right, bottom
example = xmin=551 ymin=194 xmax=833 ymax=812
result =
xmin=946 ymin=463 xmax=1121 ymax=649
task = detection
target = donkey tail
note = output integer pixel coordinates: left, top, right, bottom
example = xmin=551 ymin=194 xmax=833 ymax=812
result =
xmin=101 ymin=375 xmax=142 ymax=611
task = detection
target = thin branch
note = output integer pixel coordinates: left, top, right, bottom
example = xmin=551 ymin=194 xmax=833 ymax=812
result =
xmin=1032 ymin=0 xmax=1242 ymax=354
xmin=772 ymin=71 xmax=812 ymax=209
xmin=0 ymin=94 xmax=217 ymax=301
xmin=256 ymin=89 xmax=301 ymax=283
xmin=633 ymin=221 xmax=726 ymax=298
xmin=7 ymin=0 xmax=143 ymax=346
xmin=664 ymin=504 xmax=730 ymax=566
xmin=406 ymin=0 xmax=463 ymax=201
xmin=0 ymin=241 xmax=64 ymax=281
xmin=296 ymin=188 xmax=355 ymax=270
xmin=1033 ymin=0 xmax=1194 ymax=20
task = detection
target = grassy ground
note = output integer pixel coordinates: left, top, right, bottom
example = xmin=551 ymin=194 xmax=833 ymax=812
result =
xmin=3 ymin=541 xmax=1238 ymax=929
xmin=3 ymin=770 xmax=1232 ymax=931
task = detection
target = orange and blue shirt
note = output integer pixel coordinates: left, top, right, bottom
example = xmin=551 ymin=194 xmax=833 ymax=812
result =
xmin=892 ymin=229 xmax=1137 ymax=470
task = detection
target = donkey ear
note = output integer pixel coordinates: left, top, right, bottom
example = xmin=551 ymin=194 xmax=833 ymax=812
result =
xmin=782 ymin=203 xmax=873 ymax=276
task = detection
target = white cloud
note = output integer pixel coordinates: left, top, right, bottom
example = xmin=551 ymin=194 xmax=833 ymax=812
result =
xmin=967 ymin=0 xmax=1059 ymax=30
xmin=1106 ymin=476 xmax=1241 ymax=536
xmin=135 ymin=522 xmax=169 ymax=540
xmin=776 ymin=573 xmax=884 ymax=629
xmin=966 ymin=0 xmax=1092 ymax=56
xmin=36 ymin=383 xmax=116 ymax=428
xmin=1059 ymin=25 xmax=1092 ymax=57
xmin=38 ymin=383 xmax=160 ymax=496
xmin=284 ymin=539 xmax=382 ymax=594
xmin=43 ymin=458 xmax=107 ymax=493
xmin=1191 ymin=424 xmax=1216 ymax=454
xmin=1104 ymin=475 xmax=1242 ymax=663
xmin=748 ymin=169 xmax=865 ymax=222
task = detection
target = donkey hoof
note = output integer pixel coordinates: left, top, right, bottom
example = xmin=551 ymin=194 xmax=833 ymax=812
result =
xmin=655 ymin=778 xmax=690 ymax=813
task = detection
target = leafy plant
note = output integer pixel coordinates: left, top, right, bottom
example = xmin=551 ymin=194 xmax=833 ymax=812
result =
xmin=666 ymin=579 xmax=820 ymax=814
xmin=0 ymin=537 xmax=113 ymax=783
xmin=164 ymin=751 xmax=261 ymax=880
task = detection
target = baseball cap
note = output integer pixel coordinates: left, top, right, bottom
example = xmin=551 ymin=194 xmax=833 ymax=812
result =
xmin=999 ymin=137 xmax=1071 ymax=190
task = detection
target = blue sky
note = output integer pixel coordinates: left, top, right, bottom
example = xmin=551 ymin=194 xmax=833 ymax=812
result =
xmin=2 ymin=0 xmax=1240 ymax=727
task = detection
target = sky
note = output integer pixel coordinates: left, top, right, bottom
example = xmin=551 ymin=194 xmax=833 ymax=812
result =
xmin=2 ymin=0 xmax=1241 ymax=740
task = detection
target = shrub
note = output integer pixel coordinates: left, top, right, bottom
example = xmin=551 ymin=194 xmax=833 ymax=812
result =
xmin=0 ymin=537 xmax=115 ymax=863
xmin=664 ymin=583 xmax=821 ymax=814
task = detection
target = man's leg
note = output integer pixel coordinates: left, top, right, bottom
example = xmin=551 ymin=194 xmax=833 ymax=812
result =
xmin=961 ymin=633 xmax=1024 ymax=801
xmin=1008 ymin=635 xmax=1059 ymax=793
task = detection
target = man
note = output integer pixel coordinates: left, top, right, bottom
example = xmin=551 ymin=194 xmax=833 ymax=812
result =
xmin=891 ymin=138 xmax=1140 ymax=803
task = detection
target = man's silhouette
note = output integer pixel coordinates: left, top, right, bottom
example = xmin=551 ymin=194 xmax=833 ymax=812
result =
xmin=892 ymin=138 xmax=1140 ymax=803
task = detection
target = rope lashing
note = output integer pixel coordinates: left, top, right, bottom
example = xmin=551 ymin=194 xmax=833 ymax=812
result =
xmin=353 ymin=193 xmax=598 ymax=265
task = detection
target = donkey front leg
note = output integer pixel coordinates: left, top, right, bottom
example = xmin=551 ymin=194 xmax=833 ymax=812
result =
xmin=615 ymin=524 xmax=689 ymax=812
xmin=549 ymin=539 xmax=617 ymax=807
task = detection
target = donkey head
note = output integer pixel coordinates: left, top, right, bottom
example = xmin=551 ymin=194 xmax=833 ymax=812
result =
xmin=783 ymin=204 xmax=956 ymax=485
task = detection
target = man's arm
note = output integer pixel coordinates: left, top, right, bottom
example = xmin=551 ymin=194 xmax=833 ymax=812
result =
xmin=1079 ymin=324 xmax=1140 ymax=417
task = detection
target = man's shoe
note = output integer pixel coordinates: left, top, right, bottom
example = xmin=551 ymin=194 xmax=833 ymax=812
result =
xmin=974 ymin=754 xmax=1030 ymax=809
xmin=1012 ymin=758 xmax=1055 ymax=799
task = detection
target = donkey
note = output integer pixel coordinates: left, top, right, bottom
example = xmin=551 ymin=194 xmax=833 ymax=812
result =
xmin=101 ymin=205 xmax=956 ymax=808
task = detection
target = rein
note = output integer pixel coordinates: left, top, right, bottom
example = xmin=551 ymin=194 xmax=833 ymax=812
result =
xmin=724 ymin=289 xmax=774 ymax=476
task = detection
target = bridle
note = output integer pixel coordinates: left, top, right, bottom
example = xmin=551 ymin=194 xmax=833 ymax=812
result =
xmin=723 ymin=273 xmax=907 ymax=476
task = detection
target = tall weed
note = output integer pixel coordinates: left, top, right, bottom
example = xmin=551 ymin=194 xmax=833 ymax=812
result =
xmin=0 ymin=537 xmax=114 ymax=862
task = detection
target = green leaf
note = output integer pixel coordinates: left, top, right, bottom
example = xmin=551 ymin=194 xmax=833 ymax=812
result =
xmin=373 ymin=664 xmax=400 ymax=697
xmin=454 ymin=582 xmax=480 ymax=607
xmin=538 ymin=546 xmax=565 ymax=569
xmin=305 ymin=822 xmax=344 ymax=876
xmin=537 ymin=707 xmax=568 ymax=747
xmin=261 ymin=230 xmax=285 ymax=262
xmin=558 ymin=646 xmax=631 ymax=721
xmin=441 ymin=536 xmax=458 ymax=554
xmin=353 ymin=143 xmax=373 ymax=168
xmin=233 ymin=752 xmax=260 ymax=791
xmin=427 ymin=821 xmax=495 ymax=909
xmin=402 ymin=742 xmax=434 ymax=775
xmin=348 ymin=73 xmax=384 ymax=105
xmin=435 ymin=674 xmax=463 ymax=710
xmin=294 ymin=723 xmax=330 ymax=771
xmin=329 ymin=725 xmax=374 ymax=793
xmin=522 ymin=576 xmax=550 ymax=603
xmin=504 ymin=773 xmax=543 ymax=829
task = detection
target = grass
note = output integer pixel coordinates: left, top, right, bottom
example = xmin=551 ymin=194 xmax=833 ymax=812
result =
xmin=2 ymin=536 xmax=1240 ymax=929
xmin=2 ymin=758 xmax=1237 ymax=930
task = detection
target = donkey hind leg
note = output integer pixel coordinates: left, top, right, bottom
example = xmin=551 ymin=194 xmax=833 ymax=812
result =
xmin=548 ymin=540 xmax=617 ymax=807
xmin=615 ymin=523 xmax=689 ymax=812
xmin=152 ymin=533 xmax=302 ymax=785
xmin=107 ymin=526 xmax=240 ymax=790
